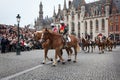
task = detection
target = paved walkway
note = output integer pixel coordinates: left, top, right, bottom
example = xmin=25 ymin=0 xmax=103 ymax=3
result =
xmin=0 ymin=47 xmax=120 ymax=80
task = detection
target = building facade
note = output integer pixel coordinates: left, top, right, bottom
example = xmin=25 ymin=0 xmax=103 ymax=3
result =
xmin=109 ymin=13 xmax=120 ymax=41
xmin=108 ymin=0 xmax=120 ymax=41
xmin=34 ymin=2 xmax=52 ymax=31
xmin=53 ymin=0 xmax=120 ymax=40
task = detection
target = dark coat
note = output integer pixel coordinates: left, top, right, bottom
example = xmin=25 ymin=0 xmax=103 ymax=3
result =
xmin=1 ymin=37 xmax=7 ymax=53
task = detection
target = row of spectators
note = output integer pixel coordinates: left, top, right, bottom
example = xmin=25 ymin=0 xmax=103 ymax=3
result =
xmin=0 ymin=24 xmax=42 ymax=53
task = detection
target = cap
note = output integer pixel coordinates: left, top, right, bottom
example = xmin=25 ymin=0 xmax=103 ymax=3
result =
xmin=60 ymin=20 xmax=64 ymax=24
xmin=50 ymin=23 xmax=54 ymax=26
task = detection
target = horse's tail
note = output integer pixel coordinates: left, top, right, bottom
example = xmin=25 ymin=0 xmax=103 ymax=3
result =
xmin=76 ymin=43 xmax=80 ymax=52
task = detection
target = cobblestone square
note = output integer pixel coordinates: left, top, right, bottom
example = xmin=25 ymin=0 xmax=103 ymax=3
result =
xmin=0 ymin=46 xmax=120 ymax=80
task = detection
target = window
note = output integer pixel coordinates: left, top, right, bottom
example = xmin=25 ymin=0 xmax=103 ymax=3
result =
xmin=90 ymin=20 xmax=93 ymax=30
xmin=78 ymin=22 xmax=80 ymax=30
xmin=90 ymin=21 xmax=93 ymax=39
xmin=71 ymin=11 xmax=74 ymax=20
xmin=110 ymin=26 xmax=113 ymax=31
xmin=102 ymin=19 xmax=105 ymax=30
xmin=67 ymin=15 xmax=69 ymax=21
xmin=115 ymin=16 xmax=118 ymax=22
xmin=85 ymin=21 xmax=87 ymax=33
xmin=96 ymin=20 xmax=99 ymax=31
xmin=90 ymin=32 xmax=93 ymax=39
xmin=71 ymin=22 xmax=74 ymax=32
xmin=71 ymin=22 xmax=76 ymax=35
xmin=78 ymin=13 xmax=80 ymax=20
xmin=78 ymin=22 xmax=80 ymax=38
xmin=116 ymin=24 xmax=119 ymax=31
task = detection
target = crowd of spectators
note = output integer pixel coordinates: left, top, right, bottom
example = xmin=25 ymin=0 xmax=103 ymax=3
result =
xmin=1 ymin=24 xmax=120 ymax=54
xmin=0 ymin=24 xmax=42 ymax=53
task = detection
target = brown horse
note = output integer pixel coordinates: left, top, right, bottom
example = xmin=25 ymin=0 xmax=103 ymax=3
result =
xmin=81 ymin=38 xmax=90 ymax=52
xmin=95 ymin=38 xmax=105 ymax=53
xmin=40 ymin=28 xmax=80 ymax=66
xmin=81 ymin=38 xmax=95 ymax=53
xmin=34 ymin=31 xmax=53 ymax=63
xmin=106 ymin=38 xmax=114 ymax=51
xmin=34 ymin=31 xmax=73 ymax=64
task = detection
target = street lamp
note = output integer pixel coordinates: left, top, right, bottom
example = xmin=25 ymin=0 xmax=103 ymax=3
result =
xmin=16 ymin=14 xmax=21 ymax=55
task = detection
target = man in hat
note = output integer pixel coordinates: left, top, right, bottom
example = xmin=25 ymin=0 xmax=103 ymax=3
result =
xmin=51 ymin=23 xmax=58 ymax=33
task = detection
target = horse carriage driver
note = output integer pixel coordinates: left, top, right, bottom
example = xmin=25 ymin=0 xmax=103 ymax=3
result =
xmin=59 ymin=20 xmax=69 ymax=47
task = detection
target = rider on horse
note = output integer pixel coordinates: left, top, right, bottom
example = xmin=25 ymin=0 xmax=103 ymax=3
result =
xmin=59 ymin=20 xmax=68 ymax=47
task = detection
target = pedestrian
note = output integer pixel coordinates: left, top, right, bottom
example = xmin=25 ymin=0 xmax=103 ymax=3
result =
xmin=1 ymin=35 xmax=7 ymax=53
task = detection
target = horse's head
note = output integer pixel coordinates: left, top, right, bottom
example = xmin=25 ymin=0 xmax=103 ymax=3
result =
xmin=34 ymin=31 xmax=43 ymax=41
xmin=40 ymin=28 xmax=51 ymax=43
xmin=105 ymin=37 xmax=110 ymax=43
xmin=106 ymin=37 xmax=113 ymax=44
xmin=82 ymin=38 xmax=85 ymax=43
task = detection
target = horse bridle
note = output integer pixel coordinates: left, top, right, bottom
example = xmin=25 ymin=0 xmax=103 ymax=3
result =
xmin=39 ymin=33 xmax=46 ymax=44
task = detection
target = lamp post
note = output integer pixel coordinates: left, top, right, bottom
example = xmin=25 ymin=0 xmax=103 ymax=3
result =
xmin=16 ymin=14 xmax=21 ymax=55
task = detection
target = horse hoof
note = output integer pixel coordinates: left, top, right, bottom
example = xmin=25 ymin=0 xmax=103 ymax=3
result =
xmin=73 ymin=61 xmax=77 ymax=63
xmin=67 ymin=59 xmax=71 ymax=62
xmin=57 ymin=60 xmax=60 ymax=62
xmin=62 ymin=61 xmax=66 ymax=64
xmin=50 ymin=58 xmax=53 ymax=61
xmin=41 ymin=62 xmax=45 ymax=64
xmin=52 ymin=64 xmax=56 ymax=67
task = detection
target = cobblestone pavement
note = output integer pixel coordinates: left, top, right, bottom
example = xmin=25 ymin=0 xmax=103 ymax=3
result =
xmin=0 ymin=46 xmax=120 ymax=80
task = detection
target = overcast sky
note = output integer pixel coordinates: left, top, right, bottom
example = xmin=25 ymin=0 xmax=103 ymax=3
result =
xmin=0 ymin=0 xmax=97 ymax=27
